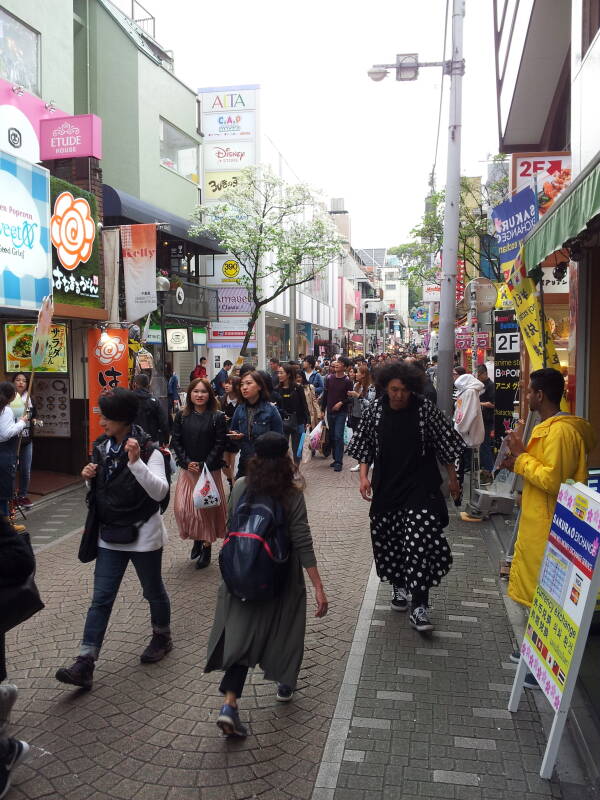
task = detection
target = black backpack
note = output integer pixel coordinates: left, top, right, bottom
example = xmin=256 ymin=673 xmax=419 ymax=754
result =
xmin=135 ymin=393 xmax=161 ymax=442
xmin=142 ymin=442 xmax=173 ymax=514
xmin=219 ymin=491 xmax=290 ymax=602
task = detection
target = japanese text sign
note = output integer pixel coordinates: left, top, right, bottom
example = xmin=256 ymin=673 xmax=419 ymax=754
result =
xmin=4 ymin=322 xmax=67 ymax=373
xmin=455 ymin=332 xmax=489 ymax=350
xmin=87 ymin=328 xmax=128 ymax=446
xmin=521 ymin=482 xmax=600 ymax=712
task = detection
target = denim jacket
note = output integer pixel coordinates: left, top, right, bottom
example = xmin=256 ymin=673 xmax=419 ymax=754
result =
xmin=231 ymin=400 xmax=283 ymax=461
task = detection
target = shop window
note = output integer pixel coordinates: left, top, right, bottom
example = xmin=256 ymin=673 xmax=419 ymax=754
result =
xmin=385 ymin=283 xmax=396 ymax=290
xmin=159 ymin=118 xmax=199 ymax=184
xmin=0 ymin=8 xmax=39 ymax=95
xmin=582 ymin=0 xmax=600 ymax=57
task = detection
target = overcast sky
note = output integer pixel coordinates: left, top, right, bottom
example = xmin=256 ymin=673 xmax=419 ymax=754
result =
xmin=122 ymin=0 xmax=498 ymax=250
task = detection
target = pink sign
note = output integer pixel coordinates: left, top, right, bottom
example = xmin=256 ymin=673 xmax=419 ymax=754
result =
xmin=40 ymin=114 xmax=102 ymax=160
xmin=455 ymin=332 xmax=490 ymax=350
xmin=0 ymin=77 xmax=68 ymax=163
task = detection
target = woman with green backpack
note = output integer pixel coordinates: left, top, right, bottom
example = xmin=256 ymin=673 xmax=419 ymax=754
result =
xmin=204 ymin=432 xmax=328 ymax=738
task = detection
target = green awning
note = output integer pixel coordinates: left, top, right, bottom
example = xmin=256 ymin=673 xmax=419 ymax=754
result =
xmin=524 ymin=156 xmax=600 ymax=272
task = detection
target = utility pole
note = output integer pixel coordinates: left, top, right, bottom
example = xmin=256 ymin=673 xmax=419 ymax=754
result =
xmin=437 ymin=0 xmax=465 ymax=415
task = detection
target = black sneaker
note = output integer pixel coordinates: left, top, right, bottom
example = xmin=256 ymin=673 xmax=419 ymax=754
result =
xmin=0 ymin=739 xmax=30 ymax=800
xmin=333 ymin=463 xmax=342 ymax=472
xmin=195 ymin=544 xmax=212 ymax=569
xmin=523 ymin=672 xmax=540 ymax=690
xmin=329 ymin=461 xmax=336 ymax=468
xmin=409 ymin=606 xmax=434 ymax=632
xmin=216 ymin=704 xmax=247 ymax=737
xmin=509 ymin=650 xmax=521 ymax=664
xmin=140 ymin=632 xmax=173 ymax=664
xmin=276 ymin=684 xmax=294 ymax=702
xmin=390 ymin=586 xmax=408 ymax=612
xmin=56 ymin=655 xmax=94 ymax=689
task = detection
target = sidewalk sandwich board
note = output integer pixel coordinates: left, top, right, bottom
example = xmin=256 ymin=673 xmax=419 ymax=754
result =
xmin=508 ymin=481 xmax=600 ymax=778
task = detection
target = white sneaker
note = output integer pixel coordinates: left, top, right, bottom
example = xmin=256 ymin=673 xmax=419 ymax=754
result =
xmin=350 ymin=464 xmax=360 ymax=472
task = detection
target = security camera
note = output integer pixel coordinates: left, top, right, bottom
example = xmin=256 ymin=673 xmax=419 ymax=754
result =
xmin=368 ymin=67 xmax=388 ymax=82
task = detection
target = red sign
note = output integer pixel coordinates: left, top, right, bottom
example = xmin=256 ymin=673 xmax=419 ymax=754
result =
xmin=87 ymin=328 xmax=129 ymax=447
xmin=40 ymin=114 xmax=102 ymax=160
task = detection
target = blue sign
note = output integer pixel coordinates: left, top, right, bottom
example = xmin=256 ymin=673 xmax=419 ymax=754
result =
xmin=0 ymin=150 xmax=52 ymax=310
xmin=491 ymin=187 xmax=537 ymax=270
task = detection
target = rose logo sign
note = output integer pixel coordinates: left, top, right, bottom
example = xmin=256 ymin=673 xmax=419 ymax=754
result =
xmin=51 ymin=191 xmax=96 ymax=270
xmin=95 ymin=334 xmax=125 ymax=365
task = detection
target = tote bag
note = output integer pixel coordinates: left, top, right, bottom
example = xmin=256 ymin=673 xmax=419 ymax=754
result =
xmin=193 ymin=464 xmax=222 ymax=510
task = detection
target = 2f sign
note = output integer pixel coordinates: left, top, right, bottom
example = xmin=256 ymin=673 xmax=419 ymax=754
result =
xmin=495 ymin=332 xmax=520 ymax=353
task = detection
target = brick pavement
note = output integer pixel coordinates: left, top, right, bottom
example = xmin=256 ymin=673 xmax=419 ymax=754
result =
xmin=3 ymin=458 xmax=587 ymax=799
xmin=4 ymin=457 xmax=374 ymax=800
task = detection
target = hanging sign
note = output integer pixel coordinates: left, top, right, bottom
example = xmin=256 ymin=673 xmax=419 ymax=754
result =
xmin=87 ymin=328 xmax=129 ymax=446
xmin=4 ymin=322 xmax=67 ymax=373
xmin=121 ymin=224 xmax=157 ymax=321
xmin=509 ymin=482 xmax=600 ymax=778
xmin=491 ymin=187 xmax=538 ymax=281
xmin=493 ymin=309 xmax=520 ymax=442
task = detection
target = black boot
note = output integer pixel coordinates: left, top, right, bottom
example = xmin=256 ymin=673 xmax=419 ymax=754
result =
xmin=190 ymin=540 xmax=203 ymax=560
xmin=140 ymin=631 xmax=173 ymax=663
xmin=56 ymin=655 xmax=95 ymax=689
xmin=196 ymin=543 xmax=212 ymax=569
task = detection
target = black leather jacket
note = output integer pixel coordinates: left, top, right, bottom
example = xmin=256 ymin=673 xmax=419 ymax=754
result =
xmin=171 ymin=409 xmax=226 ymax=471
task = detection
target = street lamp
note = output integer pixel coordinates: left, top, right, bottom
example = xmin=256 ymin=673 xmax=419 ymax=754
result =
xmin=367 ymin=0 xmax=466 ymax=416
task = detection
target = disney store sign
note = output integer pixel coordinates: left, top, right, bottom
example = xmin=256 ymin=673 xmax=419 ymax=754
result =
xmin=39 ymin=114 xmax=102 ymax=160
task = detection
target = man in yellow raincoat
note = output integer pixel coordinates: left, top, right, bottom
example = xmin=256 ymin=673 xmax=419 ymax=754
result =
xmin=503 ymin=368 xmax=596 ymax=609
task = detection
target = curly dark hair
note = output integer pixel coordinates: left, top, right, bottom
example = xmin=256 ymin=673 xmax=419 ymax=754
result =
xmin=245 ymin=453 xmax=305 ymax=500
xmin=375 ymin=361 xmax=424 ymax=394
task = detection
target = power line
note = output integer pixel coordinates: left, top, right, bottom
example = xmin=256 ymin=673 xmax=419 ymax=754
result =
xmin=430 ymin=0 xmax=450 ymax=191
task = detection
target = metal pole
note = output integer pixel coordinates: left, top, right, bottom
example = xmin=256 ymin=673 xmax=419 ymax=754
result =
xmin=470 ymin=282 xmax=478 ymax=374
xmin=363 ymin=302 xmax=368 ymax=356
xmin=436 ymin=0 xmax=465 ymax=416
xmin=289 ymin=285 xmax=297 ymax=361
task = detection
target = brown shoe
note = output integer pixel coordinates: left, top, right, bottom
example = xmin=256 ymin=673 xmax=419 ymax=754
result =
xmin=56 ymin=655 xmax=94 ymax=689
xmin=140 ymin=632 xmax=173 ymax=663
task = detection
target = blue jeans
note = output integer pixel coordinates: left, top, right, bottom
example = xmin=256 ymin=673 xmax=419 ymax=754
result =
xmin=479 ymin=427 xmax=494 ymax=472
xmin=16 ymin=440 xmax=32 ymax=498
xmin=81 ymin=547 xmax=170 ymax=658
xmin=328 ymin=411 xmax=346 ymax=466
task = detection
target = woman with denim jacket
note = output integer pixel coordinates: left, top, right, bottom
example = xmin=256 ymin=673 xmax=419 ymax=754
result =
xmin=229 ymin=371 xmax=283 ymax=478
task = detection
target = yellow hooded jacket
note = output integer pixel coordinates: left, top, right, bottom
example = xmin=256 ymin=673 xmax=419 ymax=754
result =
xmin=509 ymin=414 xmax=596 ymax=608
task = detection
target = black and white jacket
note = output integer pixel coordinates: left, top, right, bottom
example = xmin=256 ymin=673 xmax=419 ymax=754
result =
xmin=347 ymin=394 xmax=465 ymax=466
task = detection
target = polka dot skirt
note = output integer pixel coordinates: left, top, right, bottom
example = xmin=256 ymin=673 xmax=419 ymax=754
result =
xmin=370 ymin=506 xmax=452 ymax=591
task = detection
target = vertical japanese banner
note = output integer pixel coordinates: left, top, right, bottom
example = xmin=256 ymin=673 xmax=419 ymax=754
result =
xmin=87 ymin=328 xmax=129 ymax=447
xmin=121 ymin=224 xmax=157 ymax=322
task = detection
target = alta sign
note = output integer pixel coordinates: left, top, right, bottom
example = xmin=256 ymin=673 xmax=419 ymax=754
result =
xmin=40 ymin=114 xmax=102 ymax=160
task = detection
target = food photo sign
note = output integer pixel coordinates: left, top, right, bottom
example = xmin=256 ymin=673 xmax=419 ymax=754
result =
xmin=509 ymin=482 xmax=600 ymax=778
xmin=4 ymin=323 xmax=67 ymax=373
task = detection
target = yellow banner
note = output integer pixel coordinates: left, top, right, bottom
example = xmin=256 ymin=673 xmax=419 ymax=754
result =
xmin=505 ymin=248 xmax=561 ymax=372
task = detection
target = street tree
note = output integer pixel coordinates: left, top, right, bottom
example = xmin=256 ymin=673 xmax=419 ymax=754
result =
xmin=389 ymin=157 xmax=509 ymax=287
xmin=190 ymin=167 xmax=342 ymax=357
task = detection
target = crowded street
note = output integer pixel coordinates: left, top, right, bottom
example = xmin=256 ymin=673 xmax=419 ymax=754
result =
xmin=2 ymin=0 xmax=600 ymax=797
xmin=3 ymin=455 xmax=591 ymax=800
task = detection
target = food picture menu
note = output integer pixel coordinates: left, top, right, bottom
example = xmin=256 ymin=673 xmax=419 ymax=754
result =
xmin=33 ymin=376 xmax=71 ymax=437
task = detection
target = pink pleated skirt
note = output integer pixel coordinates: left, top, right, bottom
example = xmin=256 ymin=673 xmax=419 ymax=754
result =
xmin=174 ymin=468 xmax=227 ymax=543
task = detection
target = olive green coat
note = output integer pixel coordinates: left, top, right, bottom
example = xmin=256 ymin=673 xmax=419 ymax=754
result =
xmin=204 ymin=478 xmax=317 ymax=688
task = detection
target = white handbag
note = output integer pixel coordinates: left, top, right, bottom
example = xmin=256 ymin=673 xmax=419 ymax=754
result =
xmin=192 ymin=465 xmax=222 ymax=509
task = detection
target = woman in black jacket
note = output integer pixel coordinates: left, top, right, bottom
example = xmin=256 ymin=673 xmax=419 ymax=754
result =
xmin=172 ymin=378 xmax=227 ymax=569
xmin=276 ymin=364 xmax=310 ymax=465
xmin=0 ymin=517 xmax=35 ymax=795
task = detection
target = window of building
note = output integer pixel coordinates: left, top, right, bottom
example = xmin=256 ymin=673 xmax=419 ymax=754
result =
xmin=159 ymin=118 xmax=199 ymax=184
xmin=582 ymin=0 xmax=600 ymax=57
xmin=385 ymin=282 xmax=396 ymax=290
xmin=0 ymin=8 xmax=39 ymax=95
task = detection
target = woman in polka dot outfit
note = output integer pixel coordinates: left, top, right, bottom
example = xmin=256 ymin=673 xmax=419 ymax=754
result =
xmin=347 ymin=361 xmax=465 ymax=632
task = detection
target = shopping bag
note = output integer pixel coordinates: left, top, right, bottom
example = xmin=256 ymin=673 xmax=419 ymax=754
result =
xmin=309 ymin=421 xmax=323 ymax=450
xmin=193 ymin=465 xmax=222 ymax=510
xmin=296 ymin=431 xmax=306 ymax=459
xmin=301 ymin=430 xmax=312 ymax=464
xmin=343 ymin=425 xmax=353 ymax=446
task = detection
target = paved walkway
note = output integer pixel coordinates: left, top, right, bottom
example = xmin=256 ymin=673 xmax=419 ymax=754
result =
xmin=3 ymin=458 xmax=591 ymax=799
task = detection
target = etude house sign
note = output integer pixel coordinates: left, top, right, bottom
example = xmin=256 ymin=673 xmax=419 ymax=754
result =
xmin=40 ymin=114 xmax=102 ymax=161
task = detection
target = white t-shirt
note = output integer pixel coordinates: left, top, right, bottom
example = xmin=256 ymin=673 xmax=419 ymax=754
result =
xmin=98 ymin=448 xmax=169 ymax=553
xmin=0 ymin=405 xmax=25 ymax=443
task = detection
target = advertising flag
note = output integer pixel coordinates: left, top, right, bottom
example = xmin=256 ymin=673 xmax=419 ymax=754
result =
xmin=491 ymin=187 xmax=538 ymax=281
xmin=87 ymin=328 xmax=129 ymax=445
xmin=121 ymin=224 xmax=157 ymax=322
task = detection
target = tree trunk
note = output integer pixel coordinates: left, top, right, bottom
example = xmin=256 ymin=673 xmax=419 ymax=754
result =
xmin=239 ymin=307 xmax=261 ymax=358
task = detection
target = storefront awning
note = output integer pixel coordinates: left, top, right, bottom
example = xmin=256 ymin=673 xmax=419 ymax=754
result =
xmin=524 ymin=152 xmax=600 ymax=273
xmin=103 ymin=185 xmax=225 ymax=253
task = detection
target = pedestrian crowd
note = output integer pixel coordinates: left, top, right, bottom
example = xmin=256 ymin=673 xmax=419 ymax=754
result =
xmin=0 ymin=347 xmax=595 ymax=797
